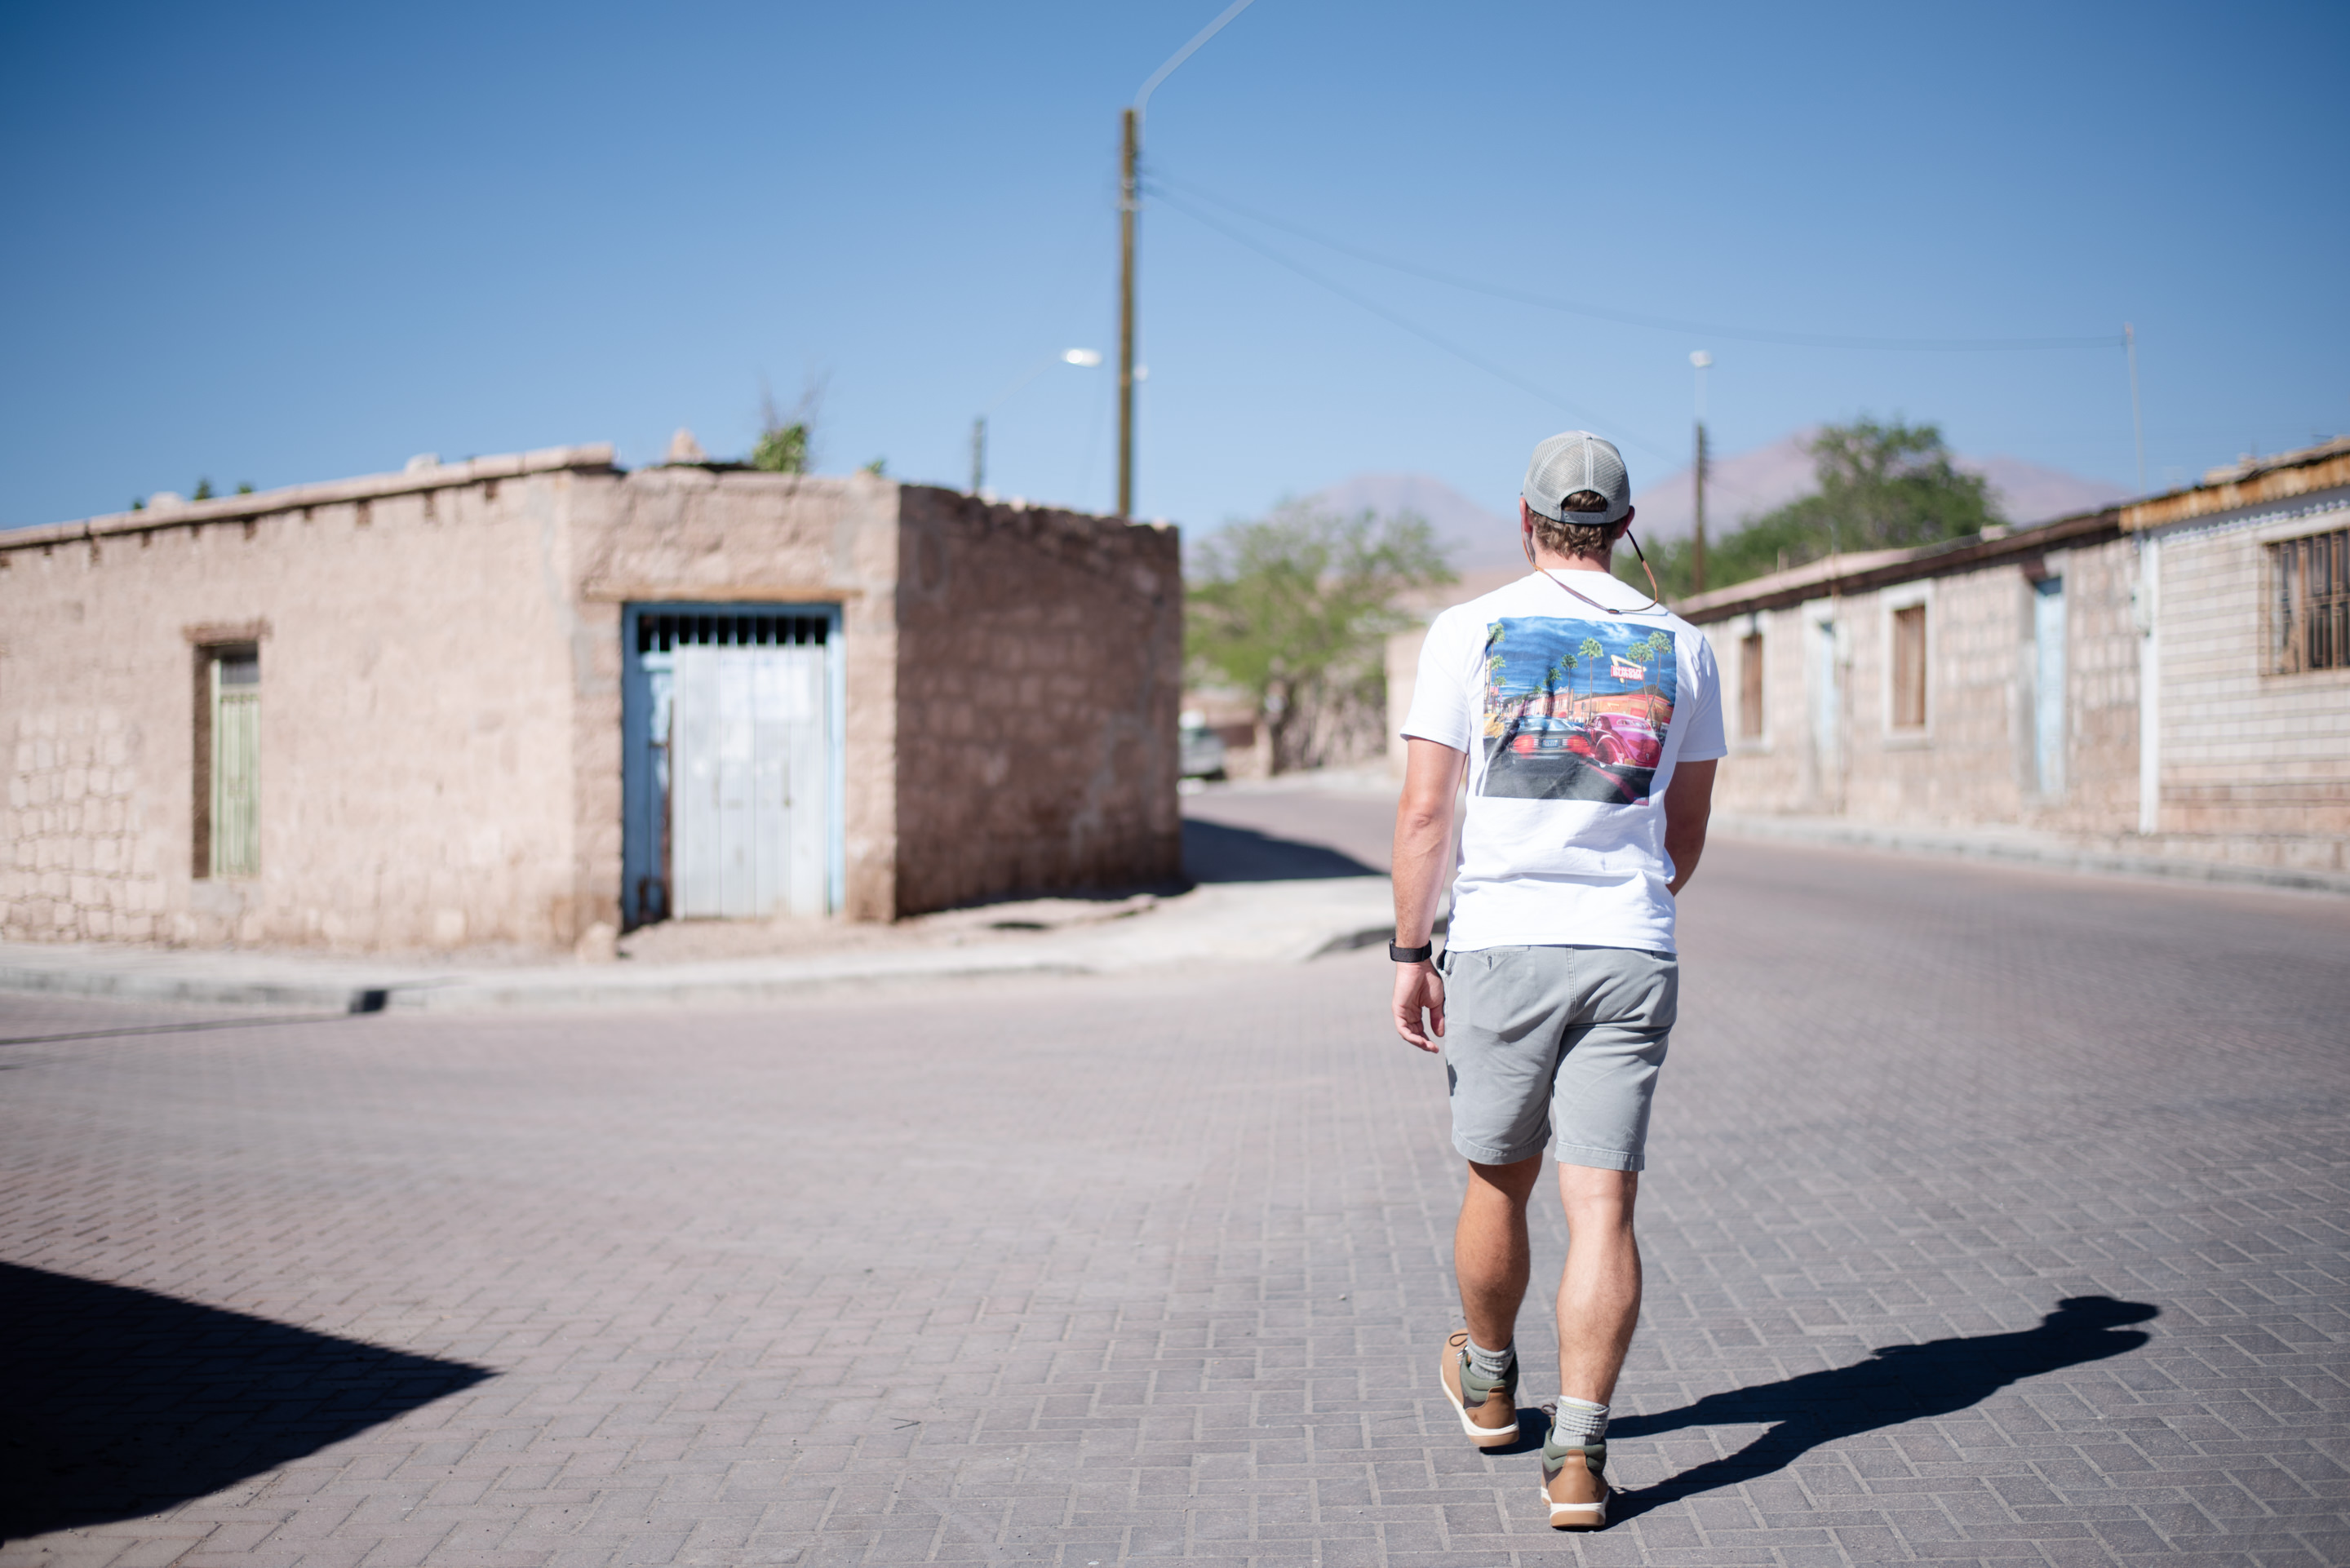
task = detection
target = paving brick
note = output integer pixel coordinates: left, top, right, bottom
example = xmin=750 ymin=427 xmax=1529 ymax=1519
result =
xmin=3 ymin=841 xmax=2348 ymax=1566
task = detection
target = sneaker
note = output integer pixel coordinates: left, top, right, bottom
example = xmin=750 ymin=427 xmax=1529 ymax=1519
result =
xmin=1538 ymin=1413 xmax=1609 ymax=1530
xmin=1439 ymin=1331 xmax=1519 ymax=1447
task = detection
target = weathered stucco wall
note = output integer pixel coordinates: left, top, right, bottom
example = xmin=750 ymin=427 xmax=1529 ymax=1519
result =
xmin=1693 ymin=479 xmax=2350 ymax=875
xmin=890 ymin=486 xmax=1182 ymax=915
xmin=1703 ymin=538 xmax=2144 ymax=831
xmin=2 ymin=455 xmax=1188 ymax=949
xmin=0 ymin=454 xmax=601 ymax=950
xmin=572 ymin=467 xmax=904 ymax=922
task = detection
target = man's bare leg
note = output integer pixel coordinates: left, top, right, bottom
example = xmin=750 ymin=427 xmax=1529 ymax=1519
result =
xmin=1456 ymin=1155 xmax=1544 ymax=1349
xmin=1555 ymin=1165 xmax=1641 ymax=1403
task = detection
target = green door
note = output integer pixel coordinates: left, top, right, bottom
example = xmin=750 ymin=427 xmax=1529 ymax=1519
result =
xmin=210 ymin=650 xmax=260 ymax=877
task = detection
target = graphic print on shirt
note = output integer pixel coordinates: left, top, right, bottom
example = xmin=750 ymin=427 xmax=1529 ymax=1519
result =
xmin=1479 ymin=617 xmax=1678 ymax=804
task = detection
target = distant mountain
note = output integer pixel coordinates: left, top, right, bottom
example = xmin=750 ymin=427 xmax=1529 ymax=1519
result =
xmin=1299 ymin=472 xmax=1524 ymax=572
xmin=1629 ymin=432 xmax=1818 ymax=545
xmin=1293 ymin=436 xmax=2131 ymax=574
xmin=1630 ymin=429 xmax=2131 ymax=542
xmin=1964 ymin=455 xmax=2131 ymax=527
xmin=1296 ymin=472 xmax=1523 ymax=572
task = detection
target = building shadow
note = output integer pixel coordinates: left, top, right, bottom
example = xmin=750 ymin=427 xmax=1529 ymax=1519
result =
xmin=1600 ymin=1296 xmax=2157 ymax=1520
xmin=0 ymin=1262 xmax=492 ymax=1542
xmin=1182 ymin=819 xmax=1383 ymax=884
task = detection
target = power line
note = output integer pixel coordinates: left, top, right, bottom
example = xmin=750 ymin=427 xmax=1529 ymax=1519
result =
xmin=1151 ymin=188 xmax=1683 ymax=465
xmin=1151 ymin=173 xmax=2128 ymax=354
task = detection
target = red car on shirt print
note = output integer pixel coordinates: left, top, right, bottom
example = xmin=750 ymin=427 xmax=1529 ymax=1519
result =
xmin=1505 ymin=713 xmax=1662 ymax=771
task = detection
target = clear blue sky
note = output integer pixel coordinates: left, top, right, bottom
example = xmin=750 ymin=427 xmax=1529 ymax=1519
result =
xmin=4 ymin=0 xmax=2343 ymax=534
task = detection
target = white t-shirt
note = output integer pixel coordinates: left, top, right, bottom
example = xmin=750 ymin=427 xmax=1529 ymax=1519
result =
xmin=1401 ymin=569 xmax=1727 ymax=955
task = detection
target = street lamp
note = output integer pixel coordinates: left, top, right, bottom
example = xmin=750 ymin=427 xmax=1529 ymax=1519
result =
xmin=972 ymin=348 xmax=1104 ymax=497
xmin=1689 ymin=351 xmax=1712 ymax=595
xmin=1118 ymin=0 xmax=1260 ymax=516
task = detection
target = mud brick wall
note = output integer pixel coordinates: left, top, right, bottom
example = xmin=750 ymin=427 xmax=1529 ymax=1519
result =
xmin=1 ymin=457 xmax=1186 ymax=950
xmin=1701 ymin=535 xmax=2146 ymax=831
xmin=889 ymin=487 xmax=1182 ymax=915
xmin=2038 ymin=537 xmax=2144 ymax=831
xmin=0 ymin=456 xmax=601 ymax=950
xmin=571 ymin=467 xmax=904 ymax=923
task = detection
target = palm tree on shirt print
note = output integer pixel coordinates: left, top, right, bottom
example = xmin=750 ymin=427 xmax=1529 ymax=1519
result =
xmin=1539 ymin=653 xmax=1577 ymax=720
xmin=1621 ymin=631 xmax=1672 ymax=728
xmin=1576 ymin=636 xmax=1606 ymax=707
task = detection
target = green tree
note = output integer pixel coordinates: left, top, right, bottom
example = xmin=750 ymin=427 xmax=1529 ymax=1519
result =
xmin=1623 ymin=417 xmax=2002 ymax=600
xmin=1188 ymin=507 xmax=1454 ymax=774
xmin=192 ymin=478 xmax=215 ymax=501
xmin=1577 ymin=636 xmax=1605 ymax=704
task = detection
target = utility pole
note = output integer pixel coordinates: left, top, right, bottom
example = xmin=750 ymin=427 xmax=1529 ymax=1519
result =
xmin=1690 ymin=351 xmax=1712 ymax=595
xmin=1117 ymin=0 xmax=1257 ymax=520
xmin=1117 ymin=107 xmax=1137 ymax=517
xmin=2125 ymin=322 xmax=2146 ymax=494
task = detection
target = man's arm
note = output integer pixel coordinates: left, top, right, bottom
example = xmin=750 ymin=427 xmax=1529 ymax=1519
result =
xmin=1662 ymin=757 xmax=1718 ymax=896
xmin=1391 ymin=737 xmax=1465 ymax=1052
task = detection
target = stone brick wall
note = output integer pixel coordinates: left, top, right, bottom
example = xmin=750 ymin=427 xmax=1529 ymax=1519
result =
xmin=1 ymin=454 xmax=1185 ymax=950
xmin=1704 ymin=539 xmax=2144 ymax=832
xmin=2156 ymin=512 xmax=2350 ymax=838
xmin=1694 ymin=492 xmax=2350 ymax=876
xmin=889 ymin=486 xmax=1182 ymax=915
xmin=0 ymin=454 xmax=602 ymax=950
xmin=571 ymin=467 xmax=905 ymax=923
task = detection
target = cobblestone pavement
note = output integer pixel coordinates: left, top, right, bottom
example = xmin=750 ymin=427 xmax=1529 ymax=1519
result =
xmin=2 ymin=840 xmax=2346 ymax=1567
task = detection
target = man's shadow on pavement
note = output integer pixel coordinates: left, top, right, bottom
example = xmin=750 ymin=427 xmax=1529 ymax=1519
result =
xmin=1 ymin=1261 xmax=491 ymax=1543
xmin=1500 ymin=1296 xmax=2157 ymax=1516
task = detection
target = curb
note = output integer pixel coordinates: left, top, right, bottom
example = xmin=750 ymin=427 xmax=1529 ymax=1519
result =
xmin=0 ymin=959 xmax=406 ymax=1014
xmin=0 ymin=893 xmax=1403 ymax=1015
xmin=1714 ymin=816 xmax=2350 ymax=897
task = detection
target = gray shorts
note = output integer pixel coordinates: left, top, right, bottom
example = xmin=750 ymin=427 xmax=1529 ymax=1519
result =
xmin=1439 ymin=944 xmax=1678 ymax=1172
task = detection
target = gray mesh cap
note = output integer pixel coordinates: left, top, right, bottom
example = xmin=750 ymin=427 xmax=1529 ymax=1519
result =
xmin=1522 ymin=431 xmax=1632 ymax=525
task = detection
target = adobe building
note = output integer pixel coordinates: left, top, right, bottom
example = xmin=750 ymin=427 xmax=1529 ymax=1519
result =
xmin=1383 ymin=436 xmax=2348 ymax=880
xmin=0 ymin=445 xmax=1185 ymax=953
xmin=1679 ymin=436 xmax=2348 ymax=875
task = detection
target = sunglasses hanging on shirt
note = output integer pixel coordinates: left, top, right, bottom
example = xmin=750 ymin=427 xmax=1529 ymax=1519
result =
xmin=1522 ymin=520 xmax=1666 ymax=616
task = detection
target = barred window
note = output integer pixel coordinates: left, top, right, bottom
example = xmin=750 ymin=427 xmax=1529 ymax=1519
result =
xmin=2272 ymin=528 xmax=2349 ymax=674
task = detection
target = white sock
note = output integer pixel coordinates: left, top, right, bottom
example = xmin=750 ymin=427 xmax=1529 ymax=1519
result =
xmin=1465 ymin=1339 xmax=1514 ymax=1380
xmin=1551 ymin=1395 xmax=1607 ymax=1446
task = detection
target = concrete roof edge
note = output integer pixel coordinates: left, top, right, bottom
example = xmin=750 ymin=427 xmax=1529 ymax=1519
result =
xmin=1676 ymin=507 xmax=2124 ymax=624
xmin=2121 ymin=445 xmax=2350 ymax=534
xmin=1673 ymin=433 xmax=2350 ymax=625
xmin=0 ymin=443 xmax=620 ymax=551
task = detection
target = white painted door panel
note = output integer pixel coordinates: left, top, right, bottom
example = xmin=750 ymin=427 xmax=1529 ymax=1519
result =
xmin=672 ymin=642 xmax=829 ymax=919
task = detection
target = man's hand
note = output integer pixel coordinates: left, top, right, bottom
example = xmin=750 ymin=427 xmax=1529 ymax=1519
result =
xmin=1391 ymin=737 xmax=1465 ymax=1051
xmin=1393 ymin=961 xmax=1446 ymax=1052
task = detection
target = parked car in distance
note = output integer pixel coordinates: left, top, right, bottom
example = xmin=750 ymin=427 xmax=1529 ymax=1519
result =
xmin=1179 ymin=711 xmax=1228 ymax=780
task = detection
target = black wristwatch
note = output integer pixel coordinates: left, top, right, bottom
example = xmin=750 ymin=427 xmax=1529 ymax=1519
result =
xmin=1389 ymin=941 xmax=1434 ymax=963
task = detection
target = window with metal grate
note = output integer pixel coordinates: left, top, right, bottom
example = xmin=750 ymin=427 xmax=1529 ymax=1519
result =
xmin=2271 ymin=528 xmax=2349 ymax=675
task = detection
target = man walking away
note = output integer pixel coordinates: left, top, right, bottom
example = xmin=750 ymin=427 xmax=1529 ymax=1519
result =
xmin=1386 ymin=432 xmax=1723 ymax=1530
